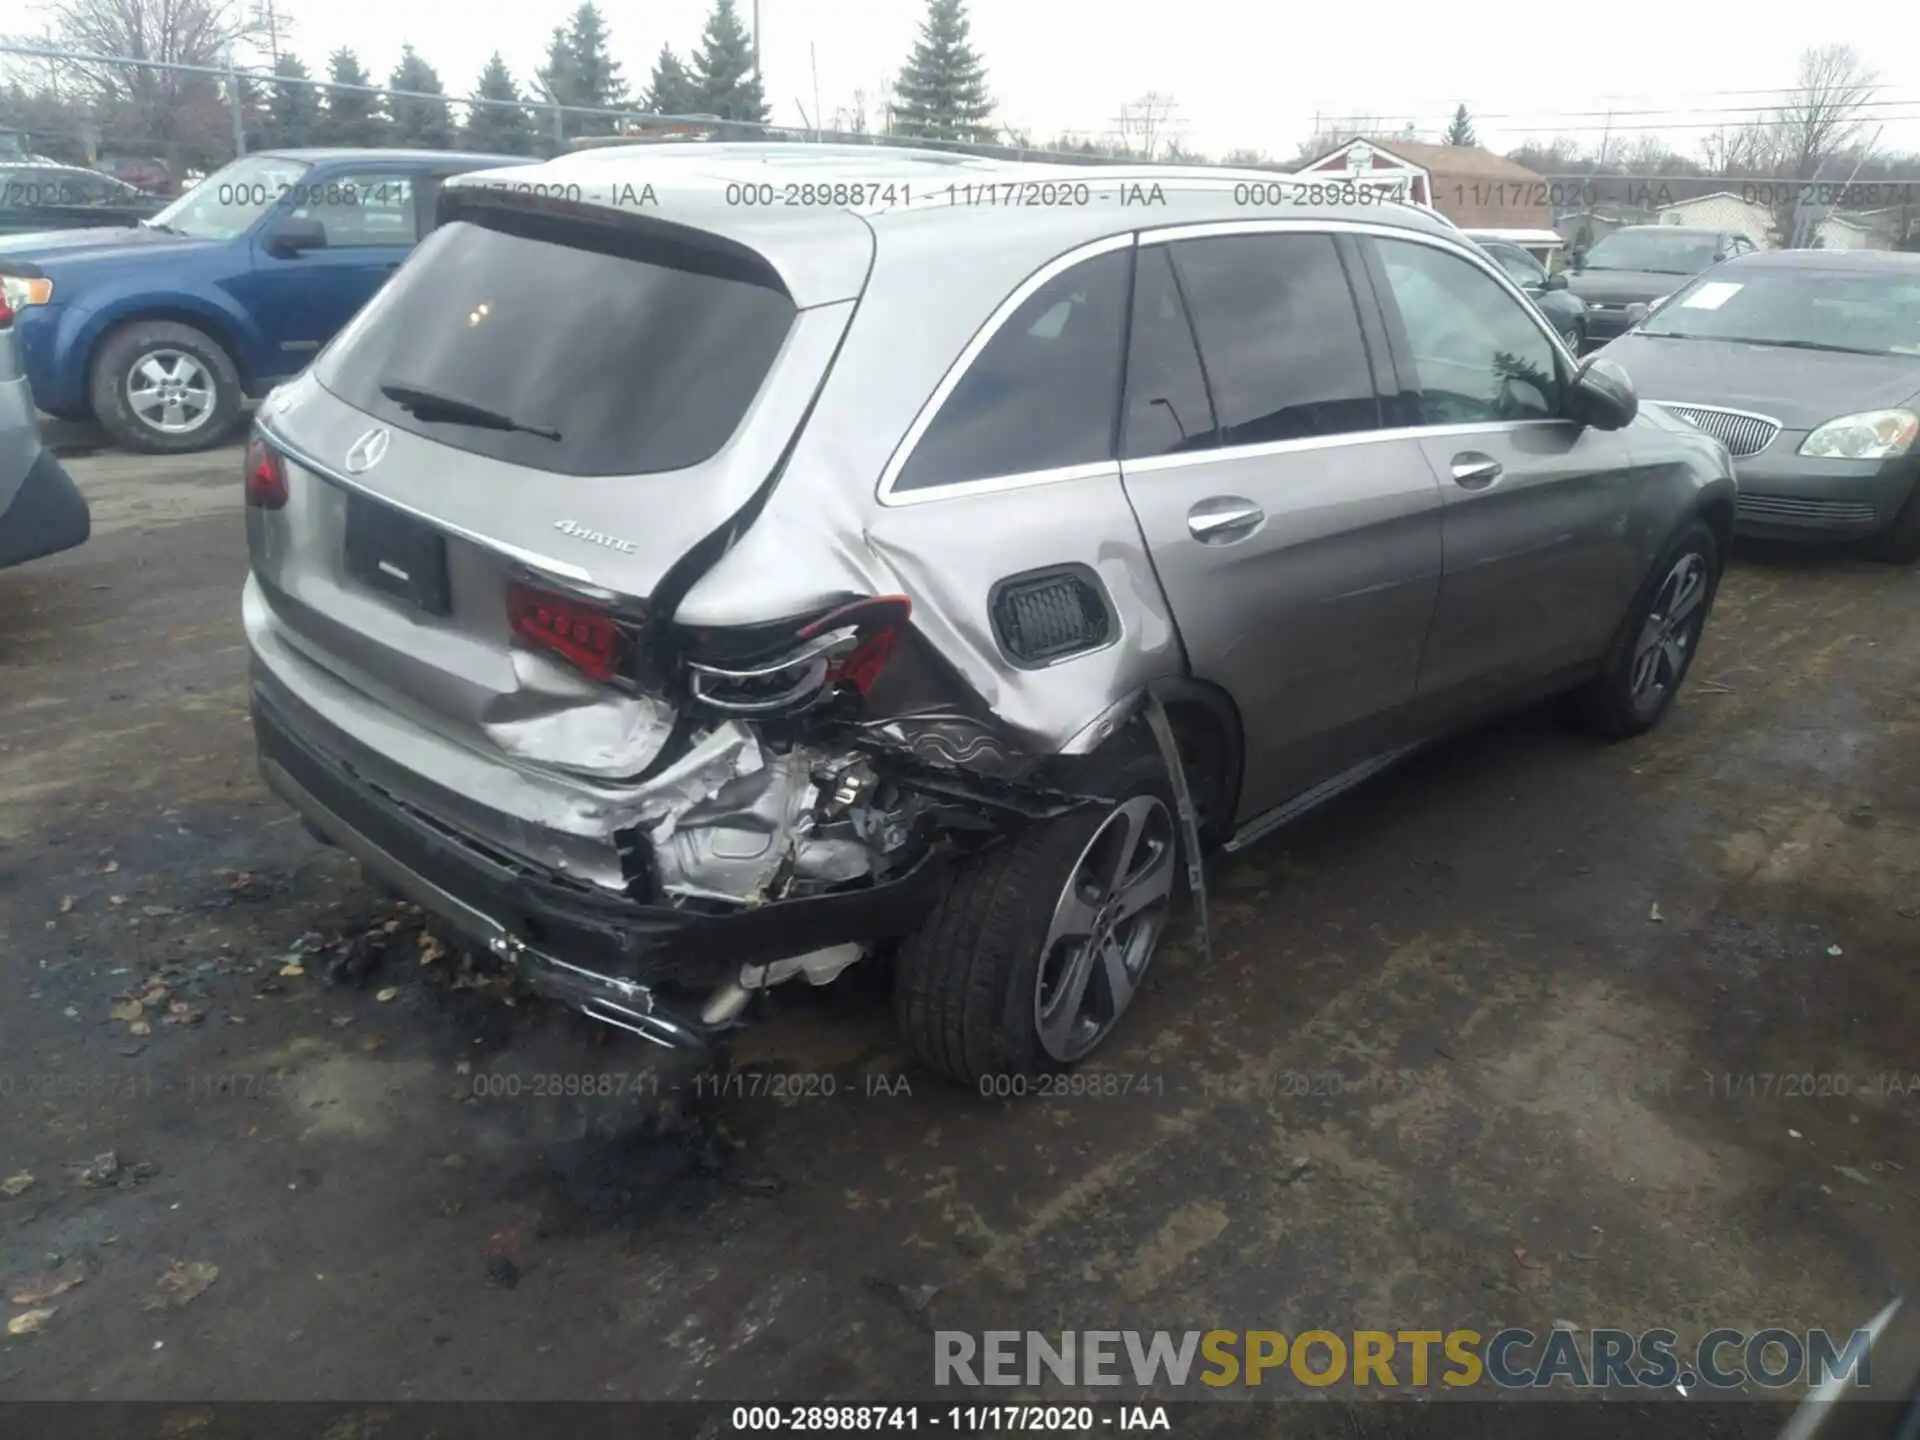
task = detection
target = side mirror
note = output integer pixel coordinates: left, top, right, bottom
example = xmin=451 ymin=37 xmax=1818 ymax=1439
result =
xmin=1544 ymin=271 xmax=1568 ymax=291
xmin=265 ymin=215 xmax=328 ymax=256
xmin=1712 ymin=250 xmax=1728 ymax=263
xmin=1571 ymin=355 xmax=1638 ymax=431
xmin=1624 ymin=302 xmax=1650 ymax=327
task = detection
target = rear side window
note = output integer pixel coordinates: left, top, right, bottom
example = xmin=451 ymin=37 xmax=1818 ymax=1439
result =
xmin=1166 ymin=233 xmax=1381 ymax=446
xmin=893 ymin=247 xmax=1131 ymax=492
xmin=315 ymin=218 xmax=795 ymax=477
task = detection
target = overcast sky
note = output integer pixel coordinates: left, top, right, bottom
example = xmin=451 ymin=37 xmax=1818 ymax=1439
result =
xmin=39 ymin=0 xmax=1920 ymax=161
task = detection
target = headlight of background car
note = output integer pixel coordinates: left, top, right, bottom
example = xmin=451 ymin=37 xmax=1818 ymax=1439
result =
xmin=1798 ymin=409 xmax=1920 ymax=460
xmin=0 ymin=275 xmax=53 ymax=311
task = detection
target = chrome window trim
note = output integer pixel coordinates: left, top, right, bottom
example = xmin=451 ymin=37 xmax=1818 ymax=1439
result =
xmin=875 ymin=232 xmax=1139 ymax=507
xmin=879 ymin=460 xmax=1121 ymax=508
xmin=1136 ymin=216 xmax=1579 ymax=372
xmin=875 ymin=217 xmax=1579 ymax=508
xmin=1646 ymin=399 xmax=1784 ymax=430
xmin=258 ymin=420 xmax=600 ymax=588
xmin=1122 ymin=420 xmax=1564 ymax=476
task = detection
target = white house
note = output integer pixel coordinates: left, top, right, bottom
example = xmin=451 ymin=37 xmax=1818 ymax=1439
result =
xmin=1652 ymin=191 xmax=1884 ymax=250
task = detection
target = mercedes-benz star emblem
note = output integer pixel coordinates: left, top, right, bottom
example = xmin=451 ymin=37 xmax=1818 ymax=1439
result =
xmin=344 ymin=427 xmax=391 ymax=474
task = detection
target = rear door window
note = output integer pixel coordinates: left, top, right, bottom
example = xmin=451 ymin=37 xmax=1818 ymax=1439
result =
xmin=1122 ymin=245 xmax=1218 ymax=458
xmin=314 ymin=216 xmax=796 ymax=477
xmin=1164 ymin=232 xmax=1382 ymax=446
xmin=893 ymin=247 xmax=1131 ymax=492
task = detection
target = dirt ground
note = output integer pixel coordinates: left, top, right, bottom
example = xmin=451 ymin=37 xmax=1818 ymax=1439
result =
xmin=0 ymin=441 xmax=1916 ymax=1408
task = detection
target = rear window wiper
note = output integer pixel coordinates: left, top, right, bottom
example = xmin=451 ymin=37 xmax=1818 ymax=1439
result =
xmin=379 ymin=380 xmax=562 ymax=441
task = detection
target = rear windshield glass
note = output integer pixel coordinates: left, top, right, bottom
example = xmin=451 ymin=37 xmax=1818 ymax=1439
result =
xmin=314 ymin=216 xmax=796 ymax=477
xmin=1581 ymin=230 xmax=1721 ymax=275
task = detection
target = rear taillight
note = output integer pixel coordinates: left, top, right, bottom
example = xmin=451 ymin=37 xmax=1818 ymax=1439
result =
xmin=0 ymin=296 xmax=12 ymax=328
xmin=686 ymin=596 xmax=912 ymax=716
xmin=244 ymin=435 xmax=288 ymax=510
xmin=507 ymin=579 xmax=627 ymax=683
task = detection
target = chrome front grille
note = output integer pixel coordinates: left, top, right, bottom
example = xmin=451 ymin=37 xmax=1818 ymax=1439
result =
xmin=1657 ymin=403 xmax=1782 ymax=458
xmin=1735 ymin=494 xmax=1879 ymax=529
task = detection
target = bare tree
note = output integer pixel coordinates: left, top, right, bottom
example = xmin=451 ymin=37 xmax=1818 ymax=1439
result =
xmin=1506 ymin=135 xmax=1586 ymax=174
xmin=1113 ymin=91 xmax=1177 ymax=161
xmin=1773 ymin=43 xmax=1878 ymax=181
xmin=1222 ymin=146 xmax=1269 ymax=166
xmin=1293 ymin=112 xmax=1387 ymax=163
xmin=1699 ymin=121 xmax=1776 ymax=176
xmin=1765 ymin=44 xmax=1879 ymax=244
xmin=39 ymin=0 xmax=261 ymax=170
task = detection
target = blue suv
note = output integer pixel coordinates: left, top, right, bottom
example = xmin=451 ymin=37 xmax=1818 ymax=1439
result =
xmin=0 ymin=148 xmax=536 ymax=452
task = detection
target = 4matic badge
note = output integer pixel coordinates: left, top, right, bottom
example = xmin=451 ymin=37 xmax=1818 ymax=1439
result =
xmin=552 ymin=519 xmax=639 ymax=554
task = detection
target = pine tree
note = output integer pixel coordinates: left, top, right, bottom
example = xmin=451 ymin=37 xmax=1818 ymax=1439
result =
xmin=690 ymin=0 xmax=767 ymax=124
xmin=265 ymin=53 xmax=320 ymax=148
xmin=537 ymin=3 xmax=629 ymax=138
xmin=318 ymin=48 xmax=387 ymax=146
xmin=386 ymin=45 xmax=455 ymax=148
xmin=891 ymin=0 xmax=995 ymax=144
xmin=1444 ymin=103 xmax=1476 ymax=147
xmin=464 ymin=54 xmax=536 ymax=154
xmin=643 ymin=44 xmax=699 ymax=117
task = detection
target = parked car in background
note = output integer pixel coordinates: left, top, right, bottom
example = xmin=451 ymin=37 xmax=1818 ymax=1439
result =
xmin=1465 ymin=230 xmax=1588 ymax=351
xmin=1600 ymin=248 xmax=1920 ymax=561
xmin=0 ymin=147 xmax=539 ymax=453
xmin=0 ymin=287 xmax=87 ymax=569
xmin=1463 ymin=226 xmax=1566 ymax=272
xmin=243 ymin=148 xmax=1735 ymax=1088
xmin=0 ymin=160 xmax=164 ymax=235
xmin=1566 ymin=225 xmax=1757 ymax=346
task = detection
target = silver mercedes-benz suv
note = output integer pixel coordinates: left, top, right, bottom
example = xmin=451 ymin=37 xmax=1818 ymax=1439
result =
xmin=243 ymin=145 xmax=1735 ymax=1085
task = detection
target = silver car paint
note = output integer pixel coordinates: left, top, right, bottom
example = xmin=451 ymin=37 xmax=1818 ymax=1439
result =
xmin=0 ymin=325 xmax=40 ymax=517
xmin=247 ymin=148 xmax=1732 ymax=935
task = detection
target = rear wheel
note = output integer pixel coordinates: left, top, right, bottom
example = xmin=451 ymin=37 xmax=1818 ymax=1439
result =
xmin=88 ymin=320 xmax=242 ymax=454
xmin=894 ymin=739 xmax=1178 ymax=1086
xmin=1574 ymin=520 xmax=1720 ymax=738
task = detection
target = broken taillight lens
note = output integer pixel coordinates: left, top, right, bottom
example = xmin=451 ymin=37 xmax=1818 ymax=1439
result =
xmin=244 ymin=435 xmax=288 ymax=510
xmin=686 ymin=595 xmax=912 ymax=716
xmin=506 ymin=579 xmax=626 ymax=683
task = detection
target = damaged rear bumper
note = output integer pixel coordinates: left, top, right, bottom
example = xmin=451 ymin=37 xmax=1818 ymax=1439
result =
xmin=252 ymin=679 xmax=953 ymax=1046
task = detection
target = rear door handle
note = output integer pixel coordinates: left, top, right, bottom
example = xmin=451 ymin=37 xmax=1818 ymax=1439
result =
xmin=1187 ymin=496 xmax=1266 ymax=544
xmin=1450 ymin=452 xmax=1503 ymax=490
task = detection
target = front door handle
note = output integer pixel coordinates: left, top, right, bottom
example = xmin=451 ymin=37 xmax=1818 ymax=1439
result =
xmin=1187 ymin=496 xmax=1265 ymax=544
xmin=1450 ymin=452 xmax=1503 ymax=490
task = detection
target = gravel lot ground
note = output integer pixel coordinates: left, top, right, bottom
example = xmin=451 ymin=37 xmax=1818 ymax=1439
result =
xmin=0 ymin=441 xmax=1915 ymax=1409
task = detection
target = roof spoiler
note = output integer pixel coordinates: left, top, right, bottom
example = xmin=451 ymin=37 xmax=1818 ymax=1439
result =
xmin=435 ymin=183 xmax=790 ymax=296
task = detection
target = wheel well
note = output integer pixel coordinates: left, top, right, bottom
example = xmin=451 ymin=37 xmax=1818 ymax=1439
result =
xmin=1155 ymin=682 xmax=1243 ymax=848
xmin=1698 ymin=495 xmax=1735 ymax=560
xmin=88 ymin=309 xmax=249 ymax=393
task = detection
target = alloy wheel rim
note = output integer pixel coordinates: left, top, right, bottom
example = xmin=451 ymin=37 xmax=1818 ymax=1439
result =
xmin=1629 ymin=551 xmax=1709 ymax=713
xmin=127 ymin=349 xmax=216 ymax=435
xmin=1033 ymin=795 xmax=1176 ymax=1063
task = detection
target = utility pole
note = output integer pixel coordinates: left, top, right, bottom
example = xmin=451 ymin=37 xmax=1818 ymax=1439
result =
xmin=226 ymin=47 xmax=247 ymax=158
xmin=753 ymin=0 xmax=761 ymax=87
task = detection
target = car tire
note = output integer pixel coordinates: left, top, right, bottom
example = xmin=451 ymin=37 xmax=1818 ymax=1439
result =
xmin=88 ymin=320 xmax=242 ymax=454
xmin=1575 ymin=519 xmax=1721 ymax=739
xmin=1858 ymin=482 xmax=1920 ymax=565
xmin=894 ymin=733 xmax=1180 ymax=1086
